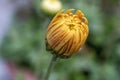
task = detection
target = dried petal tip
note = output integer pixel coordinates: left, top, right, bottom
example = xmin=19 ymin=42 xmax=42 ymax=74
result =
xmin=46 ymin=9 xmax=89 ymax=58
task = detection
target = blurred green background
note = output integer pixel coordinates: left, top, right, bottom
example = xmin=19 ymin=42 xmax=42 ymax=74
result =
xmin=1 ymin=0 xmax=120 ymax=80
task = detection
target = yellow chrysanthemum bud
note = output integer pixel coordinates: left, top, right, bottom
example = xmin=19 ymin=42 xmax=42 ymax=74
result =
xmin=41 ymin=0 xmax=62 ymax=15
xmin=46 ymin=9 xmax=89 ymax=58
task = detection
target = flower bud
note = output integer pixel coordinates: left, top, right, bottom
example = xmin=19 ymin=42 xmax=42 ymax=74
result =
xmin=46 ymin=9 xmax=89 ymax=58
xmin=41 ymin=0 xmax=62 ymax=15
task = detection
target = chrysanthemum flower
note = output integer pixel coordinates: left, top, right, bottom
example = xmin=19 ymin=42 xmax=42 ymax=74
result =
xmin=41 ymin=0 xmax=62 ymax=15
xmin=46 ymin=9 xmax=89 ymax=58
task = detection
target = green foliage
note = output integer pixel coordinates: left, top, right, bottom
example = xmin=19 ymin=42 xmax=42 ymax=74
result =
xmin=16 ymin=72 xmax=25 ymax=80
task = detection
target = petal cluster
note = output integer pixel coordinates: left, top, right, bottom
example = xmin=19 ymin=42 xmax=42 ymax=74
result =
xmin=46 ymin=9 xmax=89 ymax=58
xmin=41 ymin=0 xmax=62 ymax=15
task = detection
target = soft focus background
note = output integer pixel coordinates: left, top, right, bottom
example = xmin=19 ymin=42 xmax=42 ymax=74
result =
xmin=0 ymin=0 xmax=120 ymax=80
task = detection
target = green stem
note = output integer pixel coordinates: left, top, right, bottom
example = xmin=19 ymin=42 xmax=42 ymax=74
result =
xmin=44 ymin=55 xmax=58 ymax=80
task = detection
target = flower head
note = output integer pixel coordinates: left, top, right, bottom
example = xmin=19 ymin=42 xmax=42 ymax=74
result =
xmin=46 ymin=9 xmax=89 ymax=58
xmin=41 ymin=0 xmax=62 ymax=15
